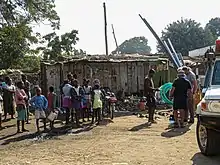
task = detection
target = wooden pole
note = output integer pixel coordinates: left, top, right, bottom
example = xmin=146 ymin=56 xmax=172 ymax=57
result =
xmin=111 ymin=24 xmax=119 ymax=54
xmin=103 ymin=2 xmax=108 ymax=55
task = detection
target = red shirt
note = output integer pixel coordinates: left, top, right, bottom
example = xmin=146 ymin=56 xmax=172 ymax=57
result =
xmin=47 ymin=92 xmax=53 ymax=109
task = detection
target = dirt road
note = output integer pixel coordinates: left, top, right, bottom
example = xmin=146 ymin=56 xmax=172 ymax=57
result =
xmin=0 ymin=113 xmax=220 ymax=165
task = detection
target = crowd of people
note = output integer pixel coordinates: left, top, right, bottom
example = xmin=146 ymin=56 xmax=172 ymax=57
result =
xmin=0 ymin=66 xmax=199 ymax=134
xmin=0 ymin=73 xmax=104 ymax=133
xmin=144 ymin=66 xmax=199 ymax=128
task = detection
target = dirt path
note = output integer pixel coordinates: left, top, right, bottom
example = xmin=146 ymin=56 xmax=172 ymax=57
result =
xmin=0 ymin=113 xmax=220 ymax=165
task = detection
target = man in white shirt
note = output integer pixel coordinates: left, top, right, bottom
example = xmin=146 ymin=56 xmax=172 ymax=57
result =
xmin=182 ymin=66 xmax=198 ymax=124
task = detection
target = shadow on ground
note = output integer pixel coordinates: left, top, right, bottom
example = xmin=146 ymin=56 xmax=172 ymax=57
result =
xmin=0 ymin=111 xmax=139 ymax=146
xmin=129 ymin=122 xmax=151 ymax=131
xmin=161 ymin=124 xmax=192 ymax=138
xmin=0 ymin=117 xmax=117 ymax=146
xmin=191 ymin=153 xmax=220 ymax=165
xmin=0 ymin=125 xmax=73 ymax=145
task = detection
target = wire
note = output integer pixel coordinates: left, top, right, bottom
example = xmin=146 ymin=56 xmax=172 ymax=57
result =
xmin=159 ymin=82 xmax=173 ymax=105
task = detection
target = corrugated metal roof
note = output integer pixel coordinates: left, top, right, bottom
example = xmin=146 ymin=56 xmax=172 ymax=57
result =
xmin=42 ymin=54 xmax=168 ymax=65
xmin=189 ymin=45 xmax=215 ymax=57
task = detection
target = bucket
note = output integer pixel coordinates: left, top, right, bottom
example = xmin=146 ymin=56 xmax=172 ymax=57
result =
xmin=47 ymin=109 xmax=59 ymax=121
xmin=138 ymin=101 xmax=146 ymax=111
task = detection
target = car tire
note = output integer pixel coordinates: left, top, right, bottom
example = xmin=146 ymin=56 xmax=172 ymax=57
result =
xmin=196 ymin=120 xmax=220 ymax=156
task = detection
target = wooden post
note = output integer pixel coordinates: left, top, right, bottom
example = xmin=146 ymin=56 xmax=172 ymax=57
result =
xmin=103 ymin=2 xmax=108 ymax=56
xmin=111 ymin=24 xmax=119 ymax=54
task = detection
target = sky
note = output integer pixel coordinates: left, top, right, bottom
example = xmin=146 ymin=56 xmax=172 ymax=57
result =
xmin=34 ymin=0 xmax=220 ymax=55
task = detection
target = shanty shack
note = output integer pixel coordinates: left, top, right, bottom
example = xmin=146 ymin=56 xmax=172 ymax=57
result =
xmin=40 ymin=54 xmax=175 ymax=103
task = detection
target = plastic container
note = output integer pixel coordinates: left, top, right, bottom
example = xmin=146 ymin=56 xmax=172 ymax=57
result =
xmin=138 ymin=101 xmax=146 ymax=111
xmin=47 ymin=109 xmax=59 ymax=121
xmin=169 ymin=114 xmax=175 ymax=124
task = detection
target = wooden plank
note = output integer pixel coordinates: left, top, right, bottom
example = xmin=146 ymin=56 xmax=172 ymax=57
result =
xmin=127 ymin=62 xmax=132 ymax=95
xmin=138 ymin=62 xmax=145 ymax=91
xmin=131 ymin=62 xmax=136 ymax=93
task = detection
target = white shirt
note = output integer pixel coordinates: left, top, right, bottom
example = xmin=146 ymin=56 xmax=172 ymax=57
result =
xmin=62 ymin=84 xmax=72 ymax=96
xmin=73 ymin=86 xmax=80 ymax=96
xmin=83 ymin=86 xmax=92 ymax=94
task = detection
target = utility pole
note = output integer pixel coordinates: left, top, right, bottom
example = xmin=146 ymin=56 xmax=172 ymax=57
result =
xmin=103 ymin=2 xmax=108 ymax=55
xmin=111 ymin=24 xmax=119 ymax=54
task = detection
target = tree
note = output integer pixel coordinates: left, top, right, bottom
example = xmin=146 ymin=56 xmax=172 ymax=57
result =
xmin=112 ymin=36 xmax=151 ymax=54
xmin=0 ymin=0 xmax=60 ymax=29
xmin=157 ymin=19 xmax=215 ymax=56
xmin=12 ymin=55 xmax=41 ymax=72
xmin=38 ymin=30 xmax=80 ymax=60
xmin=0 ymin=23 xmax=39 ymax=69
xmin=205 ymin=17 xmax=220 ymax=39
xmin=0 ymin=0 xmax=60 ymax=69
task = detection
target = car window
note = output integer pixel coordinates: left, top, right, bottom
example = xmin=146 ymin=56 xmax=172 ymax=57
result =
xmin=212 ymin=60 xmax=220 ymax=85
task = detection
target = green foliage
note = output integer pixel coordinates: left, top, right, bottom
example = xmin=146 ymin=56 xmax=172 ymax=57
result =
xmin=157 ymin=19 xmax=215 ymax=56
xmin=12 ymin=55 xmax=41 ymax=72
xmin=38 ymin=30 xmax=80 ymax=60
xmin=205 ymin=17 xmax=220 ymax=39
xmin=112 ymin=36 xmax=151 ymax=54
xmin=0 ymin=0 xmax=61 ymax=70
xmin=0 ymin=0 xmax=60 ymax=29
xmin=0 ymin=23 xmax=39 ymax=69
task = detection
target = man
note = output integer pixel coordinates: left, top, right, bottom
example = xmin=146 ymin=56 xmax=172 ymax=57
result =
xmin=182 ymin=66 xmax=198 ymax=123
xmin=21 ymin=74 xmax=31 ymax=124
xmin=170 ymin=69 xmax=192 ymax=128
xmin=144 ymin=69 xmax=159 ymax=124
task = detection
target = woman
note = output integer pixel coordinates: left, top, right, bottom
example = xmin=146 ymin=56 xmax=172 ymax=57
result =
xmin=15 ymin=81 xmax=28 ymax=133
xmin=3 ymin=77 xmax=16 ymax=121
xmin=170 ymin=69 xmax=192 ymax=128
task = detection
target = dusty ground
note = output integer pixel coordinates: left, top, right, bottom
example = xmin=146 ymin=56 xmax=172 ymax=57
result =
xmin=0 ymin=112 xmax=220 ymax=165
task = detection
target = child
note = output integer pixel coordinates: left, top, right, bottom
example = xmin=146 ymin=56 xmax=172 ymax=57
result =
xmin=47 ymin=86 xmax=57 ymax=129
xmin=91 ymin=82 xmax=103 ymax=125
xmin=70 ymin=79 xmax=83 ymax=127
xmin=62 ymin=80 xmax=73 ymax=125
xmin=82 ymin=79 xmax=92 ymax=122
xmin=15 ymin=81 xmax=28 ymax=133
xmin=30 ymin=87 xmax=48 ymax=132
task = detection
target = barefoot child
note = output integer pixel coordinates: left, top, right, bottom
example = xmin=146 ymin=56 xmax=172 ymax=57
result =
xmin=15 ymin=81 xmax=28 ymax=133
xmin=82 ymin=79 xmax=92 ymax=122
xmin=47 ymin=86 xmax=57 ymax=129
xmin=91 ymin=82 xmax=103 ymax=125
xmin=30 ymin=88 xmax=48 ymax=132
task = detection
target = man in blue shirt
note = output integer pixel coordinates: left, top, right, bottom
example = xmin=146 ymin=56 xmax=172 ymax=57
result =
xmin=30 ymin=88 xmax=48 ymax=132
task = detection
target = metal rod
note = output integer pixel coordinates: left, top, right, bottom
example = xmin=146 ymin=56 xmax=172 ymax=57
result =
xmin=103 ymin=2 xmax=108 ymax=56
xmin=138 ymin=14 xmax=178 ymax=68
xmin=111 ymin=24 xmax=119 ymax=54
xmin=167 ymin=38 xmax=182 ymax=67
xmin=164 ymin=41 xmax=179 ymax=68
